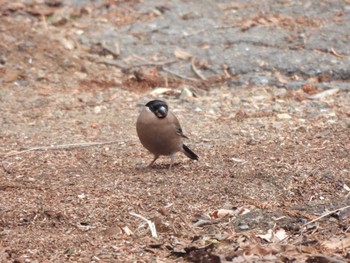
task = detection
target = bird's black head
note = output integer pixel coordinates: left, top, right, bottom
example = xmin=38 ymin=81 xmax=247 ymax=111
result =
xmin=146 ymin=100 xmax=168 ymax=118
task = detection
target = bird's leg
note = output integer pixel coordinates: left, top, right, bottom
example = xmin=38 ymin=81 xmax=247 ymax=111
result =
xmin=148 ymin=155 xmax=159 ymax=167
xmin=169 ymin=154 xmax=176 ymax=171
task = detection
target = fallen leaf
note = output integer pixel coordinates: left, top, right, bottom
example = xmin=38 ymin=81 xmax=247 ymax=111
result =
xmin=257 ymin=229 xmax=273 ymax=242
xmin=211 ymin=209 xmax=235 ymax=219
xmin=149 ymin=87 xmax=173 ymax=96
xmin=122 ymin=226 xmax=133 ymax=236
xmin=274 ymin=228 xmax=288 ymax=242
xmin=2 ymin=2 xmax=25 ymax=12
xmin=257 ymin=229 xmax=288 ymax=243
xmin=180 ymin=87 xmax=194 ymax=99
xmin=303 ymin=84 xmax=318 ymax=94
xmin=275 ymin=71 xmax=288 ymax=83
xmin=277 ymin=113 xmax=292 ymax=120
xmin=322 ymin=236 xmax=350 ymax=250
xmin=305 ymin=88 xmax=340 ymax=100
xmin=26 ymin=7 xmax=56 ymax=16
xmin=61 ymin=37 xmax=75 ymax=50
xmin=241 ymin=20 xmax=257 ymax=31
xmin=174 ymin=49 xmax=192 ymax=60
xmin=231 ymin=157 xmax=246 ymax=163
xmin=3 ymin=69 xmax=20 ymax=82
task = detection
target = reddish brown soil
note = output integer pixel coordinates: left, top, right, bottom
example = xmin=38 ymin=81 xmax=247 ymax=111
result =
xmin=1 ymin=2 xmax=349 ymax=262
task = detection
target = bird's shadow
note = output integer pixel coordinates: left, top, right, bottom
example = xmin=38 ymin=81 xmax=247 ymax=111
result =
xmin=135 ymin=162 xmax=181 ymax=172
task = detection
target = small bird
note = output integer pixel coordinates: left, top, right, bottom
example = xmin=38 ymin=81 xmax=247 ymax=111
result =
xmin=136 ymin=100 xmax=198 ymax=170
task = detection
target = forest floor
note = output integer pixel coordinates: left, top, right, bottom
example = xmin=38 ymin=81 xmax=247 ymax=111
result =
xmin=0 ymin=1 xmax=349 ymax=262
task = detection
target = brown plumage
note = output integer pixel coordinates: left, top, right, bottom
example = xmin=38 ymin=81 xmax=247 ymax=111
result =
xmin=136 ymin=100 xmax=198 ymax=170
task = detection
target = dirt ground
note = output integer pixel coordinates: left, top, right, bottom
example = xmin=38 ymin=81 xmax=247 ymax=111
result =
xmin=1 ymin=1 xmax=350 ymax=262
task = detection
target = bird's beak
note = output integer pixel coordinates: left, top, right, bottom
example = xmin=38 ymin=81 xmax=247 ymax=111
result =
xmin=156 ymin=106 xmax=167 ymax=118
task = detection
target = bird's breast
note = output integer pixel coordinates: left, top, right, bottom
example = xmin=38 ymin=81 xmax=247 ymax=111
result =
xmin=136 ymin=110 xmax=183 ymax=156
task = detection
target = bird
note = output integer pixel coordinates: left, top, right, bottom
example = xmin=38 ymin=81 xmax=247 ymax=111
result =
xmin=136 ymin=99 xmax=198 ymax=170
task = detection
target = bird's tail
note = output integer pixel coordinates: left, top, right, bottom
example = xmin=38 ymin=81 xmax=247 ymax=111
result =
xmin=183 ymin=144 xmax=198 ymax=160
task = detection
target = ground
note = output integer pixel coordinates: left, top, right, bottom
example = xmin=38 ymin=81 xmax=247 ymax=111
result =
xmin=0 ymin=1 xmax=350 ymax=262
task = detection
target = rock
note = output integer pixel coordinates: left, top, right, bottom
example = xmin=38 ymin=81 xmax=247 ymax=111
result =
xmin=61 ymin=37 xmax=75 ymax=50
xmin=180 ymin=86 xmax=194 ymax=99
xmin=272 ymin=103 xmax=281 ymax=112
xmin=238 ymin=224 xmax=250 ymax=230
xmin=277 ymin=113 xmax=292 ymax=120
xmin=272 ymin=88 xmax=287 ymax=98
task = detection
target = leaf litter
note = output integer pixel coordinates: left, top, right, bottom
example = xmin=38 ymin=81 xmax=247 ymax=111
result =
xmin=0 ymin=1 xmax=349 ymax=262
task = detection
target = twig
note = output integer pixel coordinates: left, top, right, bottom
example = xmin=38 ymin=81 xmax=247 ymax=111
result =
xmin=132 ymin=55 xmax=177 ymax=67
xmin=2 ymin=141 xmax=119 ymax=157
xmin=97 ymin=59 xmax=128 ymax=69
xmin=1 ymin=161 xmax=11 ymax=174
xmin=178 ymin=215 xmax=198 ymax=235
xmin=98 ymin=58 xmax=177 ymax=71
xmin=185 ymin=24 xmax=238 ymax=37
xmin=330 ymin=47 xmax=348 ymax=59
xmin=129 ymin=212 xmax=158 ymax=239
xmin=135 ymin=61 xmax=176 ymax=68
xmin=302 ymin=205 xmax=350 ymax=227
xmin=162 ymin=67 xmax=198 ymax=82
xmin=191 ymin=58 xmax=206 ymax=80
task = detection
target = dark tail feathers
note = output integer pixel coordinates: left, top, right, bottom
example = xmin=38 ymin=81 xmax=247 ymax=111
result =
xmin=183 ymin=144 xmax=198 ymax=160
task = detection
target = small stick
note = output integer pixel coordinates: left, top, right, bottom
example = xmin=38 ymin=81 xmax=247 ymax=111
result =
xmin=132 ymin=55 xmax=177 ymax=67
xmin=185 ymin=24 xmax=238 ymax=37
xmin=129 ymin=212 xmax=158 ymax=239
xmin=330 ymin=47 xmax=348 ymax=59
xmin=162 ymin=67 xmax=198 ymax=82
xmin=97 ymin=59 xmax=128 ymax=69
xmin=2 ymin=140 xmax=119 ymax=157
xmin=98 ymin=59 xmax=176 ymax=70
xmin=178 ymin=215 xmax=198 ymax=235
xmin=191 ymin=58 xmax=206 ymax=80
xmin=302 ymin=205 xmax=350 ymax=227
xmin=133 ymin=55 xmax=202 ymax=81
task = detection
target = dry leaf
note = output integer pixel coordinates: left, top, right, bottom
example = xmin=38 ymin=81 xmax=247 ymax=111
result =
xmin=61 ymin=37 xmax=75 ymax=50
xmin=257 ymin=229 xmax=288 ymax=243
xmin=26 ymin=7 xmax=56 ymax=16
xmin=294 ymin=89 xmax=306 ymax=101
xmin=275 ymin=71 xmax=288 ymax=84
xmin=241 ymin=20 xmax=257 ymax=31
xmin=174 ymin=49 xmax=192 ymax=60
xmin=274 ymin=229 xmax=288 ymax=242
xmin=3 ymin=2 xmax=25 ymax=12
xmin=277 ymin=113 xmax=292 ymax=120
xmin=122 ymin=226 xmax=133 ymax=236
xmin=149 ymin=87 xmax=173 ymax=96
xmin=231 ymin=157 xmax=246 ymax=163
xmin=305 ymin=88 xmax=340 ymax=100
xmin=199 ymin=44 xmax=210 ymax=49
xmin=257 ymin=229 xmax=273 ymax=242
xmin=211 ymin=209 xmax=235 ymax=219
xmin=303 ymin=84 xmax=318 ymax=94
xmin=322 ymin=236 xmax=350 ymax=250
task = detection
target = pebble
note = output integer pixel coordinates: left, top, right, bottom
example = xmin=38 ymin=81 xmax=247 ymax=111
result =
xmin=238 ymin=224 xmax=250 ymax=230
xmin=272 ymin=88 xmax=287 ymax=97
xmin=180 ymin=86 xmax=194 ymax=99
xmin=61 ymin=37 xmax=75 ymax=50
xmin=277 ymin=113 xmax=292 ymax=120
xmin=94 ymin=106 xmax=102 ymax=114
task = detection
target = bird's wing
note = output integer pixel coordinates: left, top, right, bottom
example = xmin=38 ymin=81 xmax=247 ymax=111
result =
xmin=169 ymin=113 xmax=189 ymax=139
xmin=177 ymin=127 xmax=189 ymax=139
